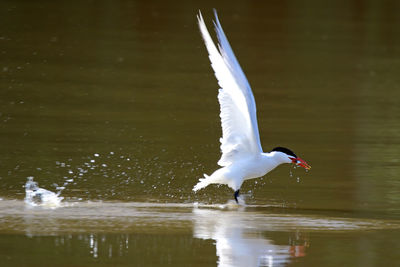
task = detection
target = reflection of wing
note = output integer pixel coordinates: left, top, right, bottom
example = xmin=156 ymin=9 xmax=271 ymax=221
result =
xmin=193 ymin=208 xmax=292 ymax=267
xmin=198 ymin=11 xmax=262 ymax=167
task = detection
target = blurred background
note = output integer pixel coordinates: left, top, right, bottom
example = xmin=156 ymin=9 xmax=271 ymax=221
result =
xmin=1 ymin=0 xmax=400 ymax=266
xmin=2 ymin=0 xmax=400 ymax=214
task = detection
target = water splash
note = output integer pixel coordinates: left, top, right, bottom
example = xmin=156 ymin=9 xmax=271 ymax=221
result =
xmin=290 ymin=164 xmax=306 ymax=183
xmin=24 ymin=177 xmax=63 ymax=208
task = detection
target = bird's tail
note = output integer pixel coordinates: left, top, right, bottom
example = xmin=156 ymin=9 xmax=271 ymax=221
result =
xmin=193 ymin=174 xmax=213 ymax=192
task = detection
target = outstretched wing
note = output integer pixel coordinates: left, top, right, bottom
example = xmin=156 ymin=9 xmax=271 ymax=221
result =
xmin=198 ymin=11 xmax=263 ymax=167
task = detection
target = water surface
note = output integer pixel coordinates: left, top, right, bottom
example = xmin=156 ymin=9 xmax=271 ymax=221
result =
xmin=1 ymin=0 xmax=400 ymax=266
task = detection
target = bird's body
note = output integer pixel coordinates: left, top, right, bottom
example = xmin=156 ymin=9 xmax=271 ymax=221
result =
xmin=193 ymin=11 xmax=310 ymax=202
xmin=194 ymin=152 xmax=286 ymax=192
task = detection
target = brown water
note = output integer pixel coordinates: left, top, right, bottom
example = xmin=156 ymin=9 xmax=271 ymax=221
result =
xmin=1 ymin=0 xmax=400 ymax=266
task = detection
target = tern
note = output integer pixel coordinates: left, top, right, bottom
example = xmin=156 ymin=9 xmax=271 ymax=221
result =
xmin=193 ymin=11 xmax=311 ymax=203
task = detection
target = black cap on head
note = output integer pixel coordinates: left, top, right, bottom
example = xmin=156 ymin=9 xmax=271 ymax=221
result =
xmin=271 ymin=147 xmax=297 ymax=158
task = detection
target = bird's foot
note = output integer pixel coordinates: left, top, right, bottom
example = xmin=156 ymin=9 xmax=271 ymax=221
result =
xmin=234 ymin=190 xmax=240 ymax=204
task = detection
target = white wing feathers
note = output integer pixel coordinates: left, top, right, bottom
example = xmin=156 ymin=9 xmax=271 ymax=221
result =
xmin=198 ymin=11 xmax=262 ymax=167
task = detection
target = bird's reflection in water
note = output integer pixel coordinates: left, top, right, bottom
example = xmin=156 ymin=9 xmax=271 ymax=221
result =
xmin=192 ymin=208 xmax=309 ymax=267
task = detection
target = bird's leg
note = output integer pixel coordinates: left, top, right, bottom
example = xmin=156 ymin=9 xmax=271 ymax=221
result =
xmin=234 ymin=189 xmax=240 ymax=204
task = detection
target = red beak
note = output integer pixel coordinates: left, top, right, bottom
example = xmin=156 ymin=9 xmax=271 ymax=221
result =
xmin=289 ymin=157 xmax=311 ymax=170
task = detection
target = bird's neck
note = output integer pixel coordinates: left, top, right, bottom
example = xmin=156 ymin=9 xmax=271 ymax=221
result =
xmin=259 ymin=152 xmax=284 ymax=174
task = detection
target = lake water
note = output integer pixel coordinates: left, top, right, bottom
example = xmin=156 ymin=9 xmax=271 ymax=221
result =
xmin=1 ymin=1 xmax=400 ymax=266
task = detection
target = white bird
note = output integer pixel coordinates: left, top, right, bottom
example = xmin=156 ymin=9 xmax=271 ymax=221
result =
xmin=193 ymin=10 xmax=311 ymax=203
xmin=25 ymin=177 xmax=63 ymax=207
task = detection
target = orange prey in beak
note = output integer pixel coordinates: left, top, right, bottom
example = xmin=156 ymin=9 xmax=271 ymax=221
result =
xmin=289 ymin=157 xmax=311 ymax=170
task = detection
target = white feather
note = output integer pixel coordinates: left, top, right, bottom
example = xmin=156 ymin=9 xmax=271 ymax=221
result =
xmin=193 ymin=11 xmax=299 ymax=194
xmin=197 ymin=11 xmax=262 ymax=167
